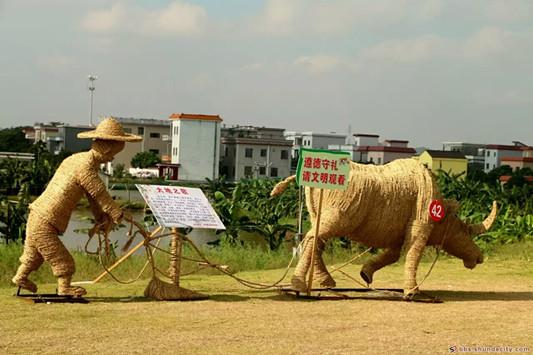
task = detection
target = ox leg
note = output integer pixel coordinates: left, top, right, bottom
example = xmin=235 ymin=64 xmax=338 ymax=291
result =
xmin=403 ymin=220 xmax=434 ymax=295
xmin=291 ymin=235 xmax=314 ymax=291
xmin=313 ymin=238 xmax=336 ymax=288
xmin=360 ymin=247 xmax=402 ymax=285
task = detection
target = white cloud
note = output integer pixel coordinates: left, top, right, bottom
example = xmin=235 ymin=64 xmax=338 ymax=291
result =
xmin=357 ymin=35 xmax=451 ymax=64
xmin=79 ymin=1 xmax=207 ymax=37
xmin=36 ymin=53 xmax=77 ymax=73
xmin=293 ymin=55 xmax=343 ymax=73
xmin=242 ymin=61 xmax=266 ymax=72
xmin=472 ymin=89 xmax=531 ymax=106
xmin=254 ymin=0 xmax=301 ymax=35
xmin=483 ymin=0 xmax=533 ymax=23
xmin=253 ymin=0 xmax=448 ymax=36
xmin=462 ymin=27 xmax=521 ymax=60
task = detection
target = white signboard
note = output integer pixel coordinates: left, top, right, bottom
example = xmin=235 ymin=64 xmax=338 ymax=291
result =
xmin=136 ymin=184 xmax=226 ymax=229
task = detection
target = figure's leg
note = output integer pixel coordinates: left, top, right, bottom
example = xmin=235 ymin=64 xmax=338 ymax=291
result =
xmin=403 ymin=220 xmax=433 ymax=295
xmin=36 ymin=221 xmax=86 ymax=296
xmin=360 ymin=247 xmax=402 ymax=284
xmin=12 ymin=213 xmax=44 ymax=293
xmin=312 ymin=238 xmax=336 ymax=288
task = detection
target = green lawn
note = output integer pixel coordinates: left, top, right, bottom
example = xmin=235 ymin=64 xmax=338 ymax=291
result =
xmin=1 ymin=251 xmax=532 ymax=355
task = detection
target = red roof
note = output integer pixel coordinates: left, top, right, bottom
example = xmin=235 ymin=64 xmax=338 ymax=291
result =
xmin=169 ymin=113 xmax=223 ymax=121
xmin=385 ymin=139 xmax=409 ymax=143
xmin=357 ymin=146 xmax=416 ymax=153
xmin=485 ymin=145 xmax=523 ymax=151
xmin=501 ymin=157 xmax=533 ymax=162
xmin=353 ymin=133 xmax=379 ymax=138
xmin=500 ymin=175 xmax=533 ymax=182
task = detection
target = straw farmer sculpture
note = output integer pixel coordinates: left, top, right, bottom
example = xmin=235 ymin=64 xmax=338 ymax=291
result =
xmin=271 ymin=159 xmax=498 ymax=295
xmin=12 ymin=118 xmax=142 ymax=296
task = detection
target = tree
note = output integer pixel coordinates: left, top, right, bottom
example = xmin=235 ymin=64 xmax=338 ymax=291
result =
xmin=130 ymin=151 xmax=161 ymax=168
xmin=0 ymin=127 xmax=33 ymax=152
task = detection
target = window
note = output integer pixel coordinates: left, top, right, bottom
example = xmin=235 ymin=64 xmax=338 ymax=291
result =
xmin=124 ymin=128 xmax=132 ymax=134
xmin=260 ymin=149 xmax=267 ymax=157
xmin=494 ymin=152 xmax=496 ymax=157
xmin=259 ymin=167 xmax=266 ymax=175
xmin=149 ymin=149 xmax=159 ymax=155
xmin=244 ymin=166 xmax=253 ymax=176
xmin=138 ymin=127 xmax=144 ymax=135
xmin=377 ymin=157 xmax=382 ymax=165
xmin=245 ymin=148 xmax=253 ymax=158
xmin=150 ymin=132 xmax=160 ymax=138
xmin=270 ymin=167 xmax=278 ymax=177
xmin=225 ymin=147 xmax=228 ymax=157
xmin=174 ymin=126 xmax=179 ymax=135
xmin=232 ymin=166 xmax=235 ymax=177
xmin=486 ymin=150 xmax=490 ymax=157
xmin=486 ymin=163 xmax=489 ymax=169
xmin=281 ymin=150 xmax=289 ymax=160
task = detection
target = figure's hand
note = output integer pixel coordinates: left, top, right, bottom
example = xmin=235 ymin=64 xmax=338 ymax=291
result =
xmin=95 ymin=213 xmax=114 ymax=234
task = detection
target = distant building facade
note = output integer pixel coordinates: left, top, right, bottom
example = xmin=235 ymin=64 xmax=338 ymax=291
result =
xmin=221 ymin=125 xmax=292 ymax=180
xmin=484 ymin=142 xmax=527 ymax=172
xmin=168 ymin=113 xmax=222 ymax=181
xmin=110 ymin=117 xmax=171 ymax=172
xmin=47 ymin=125 xmax=94 ymax=155
xmin=500 ymin=146 xmax=533 ymax=171
xmin=442 ymin=142 xmax=486 ymax=172
xmin=416 ymin=150 xmax=468 ymax=177
xmin=23 ymin=123 xmax=60 ymax=144
xmin=285 ymin=131 xmax=346 ymax=159
xmin=357 ymin=140 xmax=416 ymax=165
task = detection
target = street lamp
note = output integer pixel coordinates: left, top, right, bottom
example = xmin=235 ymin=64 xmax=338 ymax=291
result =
xmin=87 ymin=74 xmax=98 ymax=126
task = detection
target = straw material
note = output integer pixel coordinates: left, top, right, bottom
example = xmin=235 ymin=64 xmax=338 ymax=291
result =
xmin=144 ymin=277 xmax=209 ymax=301
xmin=12 ymin=120 xmax=137 ymax=295
xmin=78 ymin=117 xmax=142 ymax=142
xmin=272 ymin=159 xmax=497 ymax=295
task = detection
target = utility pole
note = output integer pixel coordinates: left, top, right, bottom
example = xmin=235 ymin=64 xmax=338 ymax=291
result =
xmin=87 ymin=75 xmax=98 ymax=126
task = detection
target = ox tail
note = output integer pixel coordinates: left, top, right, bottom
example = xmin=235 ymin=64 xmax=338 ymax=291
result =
xmin=270 ymin=175 xmax=297 ymax=196
xmin=471 ymin=201 xmax=498 ymax=235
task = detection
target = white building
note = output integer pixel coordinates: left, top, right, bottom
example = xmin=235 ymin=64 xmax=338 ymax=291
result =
xmin=484 ymin=142 xmax=526 ymax=172
xmin=285 ymin=131 xmax=346 ymax=159
xmin=329 ymin=133 xmax=380 ymax=161
xmin=221 ymin=125 xmax=292 ymax=180
xmin=167 ymin=113 xmax=222 ymax=181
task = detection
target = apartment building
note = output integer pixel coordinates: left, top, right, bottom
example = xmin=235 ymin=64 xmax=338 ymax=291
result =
xmin=109 ymin=117 xmax=171 ymax=172
xmin=357 ymin=140 xmax=416 ymax=165
xmin=484 ymin=142 xmax=527 ymax=172
xmin=221 ymin=125 xmax=292 ymax=180
xmin=166 ymin=113 xmax=222 ymax=181
xmin=443 ymin=142 xmax=486 ymax=172
xmin=284 ymin=131 xmax=346 ymax=159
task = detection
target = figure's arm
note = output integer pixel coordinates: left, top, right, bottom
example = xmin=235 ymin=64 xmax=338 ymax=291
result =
xmin=80 ymin=169 xmax=123 ymax=224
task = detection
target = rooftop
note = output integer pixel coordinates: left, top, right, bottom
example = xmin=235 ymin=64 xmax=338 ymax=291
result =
xmin=169 ymin=113 xmax=223 ymax=121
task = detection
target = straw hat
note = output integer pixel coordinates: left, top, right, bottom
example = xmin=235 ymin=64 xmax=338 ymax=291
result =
xmin=78 ymin=117 xmax=142 ymax=142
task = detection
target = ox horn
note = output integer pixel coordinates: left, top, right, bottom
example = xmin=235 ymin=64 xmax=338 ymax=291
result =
xmin=470 ymin=201 xmax=498 ymax=235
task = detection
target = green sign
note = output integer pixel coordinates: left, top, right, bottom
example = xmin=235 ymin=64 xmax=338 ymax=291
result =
xmin=296 ymin=148 xmax=351 ymax=190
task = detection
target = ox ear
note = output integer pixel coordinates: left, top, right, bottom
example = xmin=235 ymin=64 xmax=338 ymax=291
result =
xmin=443 ymin=199 xmax=461 ymax=216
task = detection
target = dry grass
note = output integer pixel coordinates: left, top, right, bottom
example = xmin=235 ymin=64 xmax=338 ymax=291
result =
xmin=1 ymin=258 xmax=532 ymax=355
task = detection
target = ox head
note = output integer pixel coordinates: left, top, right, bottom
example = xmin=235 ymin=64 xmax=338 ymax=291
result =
xmin=433 ymin=200 xmax=498 ymax=269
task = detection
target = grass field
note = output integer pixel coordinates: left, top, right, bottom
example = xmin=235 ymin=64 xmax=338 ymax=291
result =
xmin=1 ymin=245 xmax=532 ymax=355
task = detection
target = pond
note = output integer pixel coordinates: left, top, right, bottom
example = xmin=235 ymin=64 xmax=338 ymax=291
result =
xmin=64 ymin=207 xmax=220 ymax=256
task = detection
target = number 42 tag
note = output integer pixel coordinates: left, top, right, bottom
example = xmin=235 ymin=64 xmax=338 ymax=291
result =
xmin=429 ymin=200 xmax=445 ymax=222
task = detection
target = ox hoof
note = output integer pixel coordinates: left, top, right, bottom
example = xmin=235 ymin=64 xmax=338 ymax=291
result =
xmin=403 ymin=285 xmax=420 ymax=297
xmin=360 ymin=270 xmax=373 ymax=285
xmin=317 ymin=277 xmax=336 ymax=289
xmin=291 ymin=276 xmax=308 ymax=292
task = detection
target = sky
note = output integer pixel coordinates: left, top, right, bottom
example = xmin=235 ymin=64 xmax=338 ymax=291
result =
xmin=0 ymin=0 xmax=532 ymax=149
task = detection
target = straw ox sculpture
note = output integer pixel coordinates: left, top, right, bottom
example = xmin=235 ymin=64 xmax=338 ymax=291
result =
xmin=271 ymin=159 xmax=498 ymax=295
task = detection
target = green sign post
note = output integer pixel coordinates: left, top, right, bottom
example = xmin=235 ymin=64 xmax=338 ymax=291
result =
xmin=295 ymin=148 xmax=351 ymax=294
